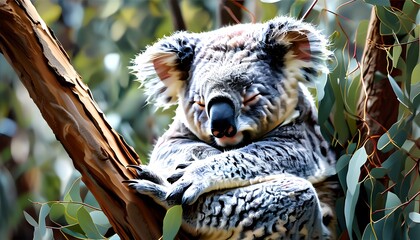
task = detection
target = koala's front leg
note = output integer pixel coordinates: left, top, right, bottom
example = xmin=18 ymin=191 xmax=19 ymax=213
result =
xmin=166 ymin=135 xmax=330 ymax=205
xmin=125 ymin=121 xmax=222 ymax=208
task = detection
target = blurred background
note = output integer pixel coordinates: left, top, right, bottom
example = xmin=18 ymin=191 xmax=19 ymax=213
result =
xmin=1 ymin=0 xmax=418 ymax=239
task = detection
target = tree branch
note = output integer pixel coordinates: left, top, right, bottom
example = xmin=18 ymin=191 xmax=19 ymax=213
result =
xmin=168 ymin=0 xmax=186 ymax=31
xmin=217 ymin=0 xmax=245 ymax=27
xmin=0 ymin=0 xmax=192 ymax=239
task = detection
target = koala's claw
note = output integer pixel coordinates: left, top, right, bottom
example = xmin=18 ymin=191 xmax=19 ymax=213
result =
xmin=167 ymin=169 xmax=185 ymax=183
xmin=126 ymin=164 xmax=166 ymax=185
xmin=166 ymin=180 xmax=192 ymax=205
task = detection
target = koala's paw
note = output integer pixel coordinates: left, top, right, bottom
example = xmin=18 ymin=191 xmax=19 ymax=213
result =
xmin=124 ymin=165 xmax=174 ymax=206
xmin=166 ymin=166 xmax=212 ymax=205
xmin=124 ymin=179 xmax=168 ymax=203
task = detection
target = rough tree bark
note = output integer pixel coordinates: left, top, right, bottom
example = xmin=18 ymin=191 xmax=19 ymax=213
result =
xmin=0 ymin=0 xmax=191 ymax=239
xmin=358 ymin=2 xmax=404 ymax=154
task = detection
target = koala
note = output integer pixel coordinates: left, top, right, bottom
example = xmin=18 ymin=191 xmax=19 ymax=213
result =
xmin=126 ymin=16 xmax=337 ymax=239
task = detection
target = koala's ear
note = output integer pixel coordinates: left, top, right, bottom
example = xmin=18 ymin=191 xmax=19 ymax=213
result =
xmin=131 ymin=32 xmax=197 ymax=108
xmin=262 ymin=17 xmax=332 ymax=84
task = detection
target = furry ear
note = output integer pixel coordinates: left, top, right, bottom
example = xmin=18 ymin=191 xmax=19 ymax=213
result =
xmin=131 ymin=32 xmax=197 ymax=108
xmin=261 ymin=17 xmax=332 ymax=84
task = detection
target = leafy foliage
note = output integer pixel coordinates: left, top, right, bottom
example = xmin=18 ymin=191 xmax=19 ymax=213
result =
xmin=0 ymin=0 xmax=418 ymax=239
xmin=24 ymin=177 xmax=116 ymax=239
xmin=319 ymin=1 xmax=420 ymax=239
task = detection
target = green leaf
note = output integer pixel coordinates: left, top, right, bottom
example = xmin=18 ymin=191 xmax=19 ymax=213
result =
xmin=63 ymin=202 xmax=82 ymax=225
xmin=49 ymin=203 xmax=66 ymax=225
xmin=33 ymin=204 xmax=52 ymax=240
xmin=385 ymin=192 xmax=401 ymax=215
xmin=319 ymin=80 xmax=335 ymax=125
xmin=289 ymin=0 xmax=307 ymax=18
xmin=336 ymin=154 xmax=351 ymax=192
xmin=376 ymin=6 xmax=401 ymax=35
xmin=347 ymin=147 xmax=367 ymax=195
xmin=355 ymin=20 xmax=369 ymax=48
xmin=109 ymin=234 xmax=121 ymax=240
xmin=377 ymin=122 xmax=408 ymax=152
xmin=64 ymin=177 xmax=83 ymax=203
xmin=38 ymin=204 xmax=51 ymax=237
xmin=364 ymin=0 xmax=390 ymax=6
xmin=385 ymin=191 xmax=401 ymax=214
xmin=412 ymin=63 xmax=420 ymax=86
xmin=409 ymin=212 xmax=420 ymax=224
xmin=387 ymin=74 xmax=413 ymax=111
xmin=90 ymin=210 xmax=112 ymax=235
xmin=362 ymin=217 xmax=385 ymax=240
xmin=370 ymin=168 xmax=388 ymax=178
xmin=24 ymin=211 xmax=38 ymax=227
xmin=392 ymin=45 xmax=402 ymax=68
xmin=61 ymin=227 xmax=87 ymax=239
xmin=163 ymin=205 xmax=183 ymax=240
xmin=345 ymin=183 xmax=361 ymax=240
xmin=381 ymin=150 xmax=405 ymax=183
xmin=77 ymin=207 xmax=103 ymax=239
xmin=84 ymin=191 xmax=101 ymax=209
xmin=363 ymin=178 xmax=386 ymax=220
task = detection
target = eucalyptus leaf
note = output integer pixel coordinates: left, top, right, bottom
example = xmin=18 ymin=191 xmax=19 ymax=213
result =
xmin=64 ymin=177 xmax=83 ymax=203
xmin=370 ymin=168 xmax=387 ymax=178
xmin=412 ymin=64 xmax=420 ymax=86
xmin=77 ymin=207 xmax=104 ymax=239
xmin=289 ymin=0 xmax=307 ymax=18
xmin=392 ymin=45 xmax=402 ymax=68
xmin=84 ymin=191 xmax=101 ymax=209
xmin=90 ymin=210 xmax=112 ymax=235
xmin=345 ymin=183 xmax=361 ymax=240
xmin=377 ymin=122 xmax=408 ymax=152
xmin=409 ymin=212 xmax=420 ymax=224
xmin=49 ymin=203 xmax=66 ymax=225
xmin=336 ymin=154 xmax=351 ymax=192
xmin=387 ymin=74 xmax=413 ymax=111
xmin=361 ymin=217 xmax=385 ymax=240
xmin=109 ymin=234 xmax=122 ymax=240
xmin=163 ymin=205 xmax=183 ymax=240
xmin=376 ymin=6 xmax=401 ymax=35
xmin=381 ymin=150 xmax=405 ymax=183
xmin=385 ymin=192 xmax=401 ymax=215
xmin=347 ymin=147 xmax=367 ymax=195
xmin=38 ymin=204 xmax=51 ymax=237
xmin=63 ymin=202 xmax=82 ymax=225
xmin=61 ymin=227 xmax=87 ymax=239
xmin=383 ymin=207 xmax=403 ymax=239
xmin=364 ymin=0 xmax=390 ymax=6
xmin=24 ymin=211 xmax=38 ymax=227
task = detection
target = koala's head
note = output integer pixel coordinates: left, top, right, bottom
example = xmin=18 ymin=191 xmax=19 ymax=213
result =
xmin=132 ymin=17 xmax=331 ymax=148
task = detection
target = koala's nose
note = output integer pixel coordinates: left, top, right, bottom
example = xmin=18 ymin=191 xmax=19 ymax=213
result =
xmin=208 ymin=100 xmax=237 ymax=138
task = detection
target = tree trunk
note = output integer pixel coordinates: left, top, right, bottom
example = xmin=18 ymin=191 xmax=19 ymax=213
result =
xmin=0 ymin=0 xmax=191 ymax=239
xmin=358 ymin=3 xmax=403 ymax=158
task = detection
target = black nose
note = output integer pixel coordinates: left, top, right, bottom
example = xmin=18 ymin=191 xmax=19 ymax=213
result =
xmin=208 ymin=100 xmax=237 ymax=138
